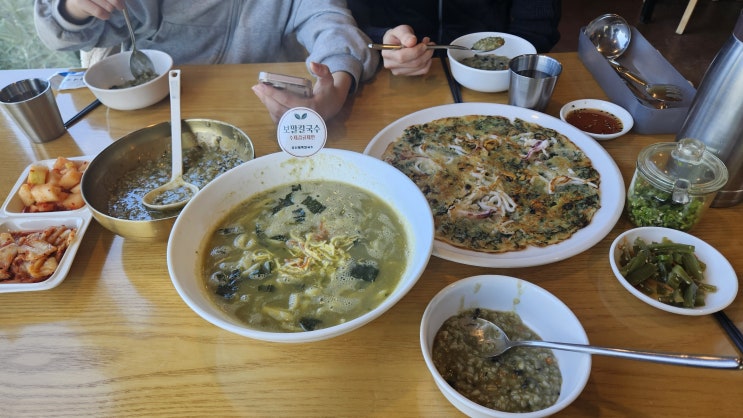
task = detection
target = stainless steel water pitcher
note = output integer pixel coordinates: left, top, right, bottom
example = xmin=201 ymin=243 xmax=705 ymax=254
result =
xmin=675 ymin=9 xmax=743 ymax=207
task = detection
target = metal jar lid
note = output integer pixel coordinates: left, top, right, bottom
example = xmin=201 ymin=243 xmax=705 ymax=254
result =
xmin=636 ymin=138 xmax=729 ymax=203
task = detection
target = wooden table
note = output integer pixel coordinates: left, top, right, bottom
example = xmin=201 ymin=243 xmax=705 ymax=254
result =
xmin=1 ymin=53 xmax=741 ymax=417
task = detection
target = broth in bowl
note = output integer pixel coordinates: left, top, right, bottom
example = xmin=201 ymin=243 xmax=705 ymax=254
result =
xmin=168 ymin=149 xmax=434 ymax=343
xmin=201 ymin=180 xmax=409 ymax=332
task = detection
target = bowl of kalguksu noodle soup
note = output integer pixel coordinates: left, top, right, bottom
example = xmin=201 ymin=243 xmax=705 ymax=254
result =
xmin=167 ymin=148 xmax=435 ymax=343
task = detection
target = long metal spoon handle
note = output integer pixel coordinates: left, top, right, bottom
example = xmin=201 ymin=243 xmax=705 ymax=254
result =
xmin=622 ymin=79 xmax=668 ymax=109
xmin=608 ymin=60 xmax=648 ymax=87
xmin=122 ymin=8 xmax=137 ymax=48
xmin=368 ymin=43 xmax=469 ymax=51
xmin=509 ymin=340 xmax=743 ymax=369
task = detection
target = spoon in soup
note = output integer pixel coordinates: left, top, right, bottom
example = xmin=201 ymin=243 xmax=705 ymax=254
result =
xmin=142 ymin=70 xmax=199 ymax=211
xmin=462 ymin=317 xmax=742 ymax=369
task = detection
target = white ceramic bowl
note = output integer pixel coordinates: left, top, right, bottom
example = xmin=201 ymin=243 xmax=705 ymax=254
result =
xmin=609 ymin=227 xmax=738 ymax=315
xmin=448 ymin=32 xmax=536 ymax=93
xmin=420 ymin=275 xmax=591 ymax=418
xmin=84 ymin=49 xmax=173 ymax=110
xmin=168 ymin=149 xmax=435 ymax=343
xmin=560 ymin=99 xmax=633 ymax=140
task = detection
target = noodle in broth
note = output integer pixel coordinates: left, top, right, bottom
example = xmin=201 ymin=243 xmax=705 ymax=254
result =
xmin=202 ymin=181 xmax=409 ymax=332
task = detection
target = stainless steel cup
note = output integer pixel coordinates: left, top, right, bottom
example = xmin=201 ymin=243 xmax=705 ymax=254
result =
xmin=508 ymin=54 xmax=562 ymax=111
xmin=0 ymin=78 xmax=65 ymax=143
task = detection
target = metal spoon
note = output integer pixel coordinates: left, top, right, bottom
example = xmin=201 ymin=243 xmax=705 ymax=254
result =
xmin=585 ymin=14 xmax=683 ymax=102
xmin=463 ymin=317 xmax=743 ymax=369
xmin=122 ymin=7 xmax=156 ymax=80
xmin=585 ymin=13 xmax=631 ymax=60
xmin=142 ymin=70 xmax=199 ymax=211
xmin=608 ymin=59 xmax=683 ymax=101
xmin=368 ymin=43 xmax=499 ymax=54
xmin=623 ymin=78 xmax=669 ymax=109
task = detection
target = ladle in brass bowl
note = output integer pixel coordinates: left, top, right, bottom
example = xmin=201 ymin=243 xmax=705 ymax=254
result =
xmin=142 ymin=70 xmax=199 ymax=211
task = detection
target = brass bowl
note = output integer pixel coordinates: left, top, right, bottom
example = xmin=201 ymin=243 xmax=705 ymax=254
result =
xmin=81 ymin=119 xmax=254 ymax=242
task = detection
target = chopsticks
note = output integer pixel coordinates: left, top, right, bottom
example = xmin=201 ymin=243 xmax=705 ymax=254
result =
xmin=439 ymin=53 xmax=462 ymax=104
xmin=64 ymin=99 xmax=101 ymax=129
xmin=714 ymin=310 xmax=743 ymax=356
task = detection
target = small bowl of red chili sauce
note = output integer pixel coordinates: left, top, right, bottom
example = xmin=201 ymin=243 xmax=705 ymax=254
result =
xmin=560 ymin=99 xmax=633 ymax=140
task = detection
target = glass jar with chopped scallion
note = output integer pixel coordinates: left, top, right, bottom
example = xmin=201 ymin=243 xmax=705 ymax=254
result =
xmin=626 ymin=139 xmax=728 ymax=231
xmin=626 ymin=174 xmax=706 ymax=231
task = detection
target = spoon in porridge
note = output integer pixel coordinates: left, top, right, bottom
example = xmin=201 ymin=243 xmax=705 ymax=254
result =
xmin=463 ymin=317 xmax=742 ymax=369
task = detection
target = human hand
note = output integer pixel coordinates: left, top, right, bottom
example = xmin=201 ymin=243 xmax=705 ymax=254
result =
xmin=252 ymin=62 xmax=352 ymax=123
xmin=380 ymin=25 xmax=434 ymax=76
xmin=62 ymin=0 xmax=126 ymax=22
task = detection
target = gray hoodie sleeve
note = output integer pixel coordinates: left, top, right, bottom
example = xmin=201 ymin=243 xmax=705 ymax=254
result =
xmin=34 ymin=0 xmax=127 ymax=51
xmin=289 ymin=0 xmax=380 ymax=89
xmin=34 ymin=0 xmax=378 ymax=91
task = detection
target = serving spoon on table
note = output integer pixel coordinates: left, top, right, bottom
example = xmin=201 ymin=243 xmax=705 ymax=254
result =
xmin=141 ymin=70 xmax=199 ymax=211
xmin=122 ymin=6 xmax=156 ymax=80
xmin=462 ymin=317 xmax=743 ymax=369
xmin=584 ymin=13 xmax=683 ymax=103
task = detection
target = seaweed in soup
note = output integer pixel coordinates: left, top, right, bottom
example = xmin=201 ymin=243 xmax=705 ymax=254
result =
xmin=215 ymin=268 xmax=244 ymax=299
xmin=292 ymin=207 xmax=306 ymax=223
xmin=302 ymin=196 xmax=326 ymax=214
xmin=350 ymin=263 xmax=379 ymax=282
xmin=201 ymin=180 xmax=409 ymax=333
xmin=272 ymin=192 xmax=295 ymax=214
xmin=299 ymin=317 xmax=322 ymax=331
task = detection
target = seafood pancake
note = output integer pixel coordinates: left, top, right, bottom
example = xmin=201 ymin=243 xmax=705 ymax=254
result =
xmin=381 ymin=115 xmax=601 ymax=253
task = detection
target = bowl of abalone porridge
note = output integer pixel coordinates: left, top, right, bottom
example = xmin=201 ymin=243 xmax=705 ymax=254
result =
xmin=81 ymin=119 xmax=254 ymax=242
xmin=448 ymin=32 xmax=536 ymax=93
xmin=84 ymin=49 xmax=173 ymax=110
xmin=420 ymin=275 xmax=591 ymax=417
xmin=167 ymin=148 xmax=435 ymax=343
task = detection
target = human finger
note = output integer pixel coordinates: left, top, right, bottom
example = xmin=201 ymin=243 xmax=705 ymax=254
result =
xmin=66 ymin=0 xmax=124 ymax=20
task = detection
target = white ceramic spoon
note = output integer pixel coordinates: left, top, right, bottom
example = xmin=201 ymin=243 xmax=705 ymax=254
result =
xmin=141 ymin=70 xmax=199 ymax=211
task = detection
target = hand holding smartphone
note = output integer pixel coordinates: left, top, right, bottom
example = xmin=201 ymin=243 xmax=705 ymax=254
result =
xmin=258 ymin=72 xmax=313 ymax=98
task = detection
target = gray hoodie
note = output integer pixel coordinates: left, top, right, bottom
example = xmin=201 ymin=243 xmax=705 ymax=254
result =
xmin=34 ymin=0 xmax=379 ymax=86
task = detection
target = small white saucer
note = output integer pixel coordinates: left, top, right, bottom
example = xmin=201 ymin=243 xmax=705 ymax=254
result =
xmin=560 ymin=99 xmax=633 ymax=140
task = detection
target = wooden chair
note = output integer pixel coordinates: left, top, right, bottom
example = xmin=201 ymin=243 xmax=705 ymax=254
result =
xmin=676 ymin=0 xmax=699 ymax=34
xmin=640 ymin=0 xmax=702 ymax=34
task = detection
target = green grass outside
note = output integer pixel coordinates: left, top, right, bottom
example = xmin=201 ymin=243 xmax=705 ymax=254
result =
xmin=0 ymin=0 xmax=80 ymax=69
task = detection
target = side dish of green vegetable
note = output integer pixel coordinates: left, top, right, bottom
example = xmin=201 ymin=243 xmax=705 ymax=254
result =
xmin=617 ymin=237 xmax=716 ymax=308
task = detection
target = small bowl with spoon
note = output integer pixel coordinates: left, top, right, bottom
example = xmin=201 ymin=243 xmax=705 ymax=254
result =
xmin=83 ymin=7 xmax=169 ymax=111
xmin=446 ymin=32 xmax=537 ymax=93
xmin=83 ymin=49 xmax=172 ymax=110
xmin=420 ymin=274 xmax=590 ymax=417
xmin=421 ymin=274 xmax=741 ymax=417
